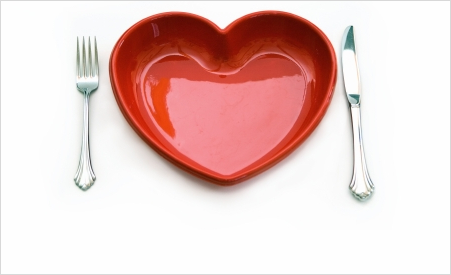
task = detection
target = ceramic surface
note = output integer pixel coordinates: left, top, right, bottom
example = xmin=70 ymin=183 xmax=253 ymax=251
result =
xmin=110 ymin=11 xmax=337 ymax=185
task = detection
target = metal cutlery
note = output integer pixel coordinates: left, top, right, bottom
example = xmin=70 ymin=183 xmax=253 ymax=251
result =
xmin=341 ymin=26 xmax=375 ymax=201
xmin=74 ymin=37 xmax=98 ymax=191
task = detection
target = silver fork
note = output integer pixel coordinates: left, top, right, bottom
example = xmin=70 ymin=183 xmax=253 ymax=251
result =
xmin=74 ymin=37 xmax=98 ymax=191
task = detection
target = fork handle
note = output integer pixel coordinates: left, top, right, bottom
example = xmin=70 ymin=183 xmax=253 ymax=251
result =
xmin=74 ymin=91 xmax=96 ymax=190
xmin=349 ymin=106 xmax=374 ymax=200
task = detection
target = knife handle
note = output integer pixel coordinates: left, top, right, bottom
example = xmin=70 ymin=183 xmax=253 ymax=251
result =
xmin=349 ymin=106 xmax=374 ymax=200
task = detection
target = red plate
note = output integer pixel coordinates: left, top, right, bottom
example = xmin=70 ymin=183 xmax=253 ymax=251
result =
xmin=109 ymin=11 xmax=337 ymax=185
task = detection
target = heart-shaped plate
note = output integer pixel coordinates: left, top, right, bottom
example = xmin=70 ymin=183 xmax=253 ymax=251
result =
xmin=110 ymin=11 xmax=337 ymax=185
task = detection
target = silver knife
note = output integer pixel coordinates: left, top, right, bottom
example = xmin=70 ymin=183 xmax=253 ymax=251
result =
xmin=341 ymin=26 xmax=375 ymax=201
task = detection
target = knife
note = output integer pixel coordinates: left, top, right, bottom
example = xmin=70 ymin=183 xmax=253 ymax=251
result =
xmin=341 ymin=26 xmax=375 ymax=201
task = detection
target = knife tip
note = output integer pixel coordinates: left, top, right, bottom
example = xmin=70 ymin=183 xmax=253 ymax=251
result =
xmin=342 ymin=25 xmax=356 ymax=53
xmin=345 ymin=25 xmax=353 ymax=33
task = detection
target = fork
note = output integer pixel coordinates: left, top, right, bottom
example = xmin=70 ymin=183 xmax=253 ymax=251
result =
xmin=74 ymin=37 xmax=98 ymax=191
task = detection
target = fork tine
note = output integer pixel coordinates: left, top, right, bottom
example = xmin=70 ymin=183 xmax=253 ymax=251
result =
xmin=94 ymin=37 xmax=99 ymax=77
xmin=82 ymin=37 xmax=86 ymax=78
xmin=76 ymin=37 xmax=80 ymax=78
xmin=88 ymin=37 xmax=92 ymax=77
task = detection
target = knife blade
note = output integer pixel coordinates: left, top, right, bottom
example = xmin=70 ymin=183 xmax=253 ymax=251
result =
xmin=342 ymin=26 xmax=361 ymax=106
xmin=341 ymin=26 xmax=375 ymax=201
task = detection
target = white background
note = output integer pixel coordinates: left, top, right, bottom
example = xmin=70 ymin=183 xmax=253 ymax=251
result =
xmin=1 ymin=1 xmax=449 ymax=274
